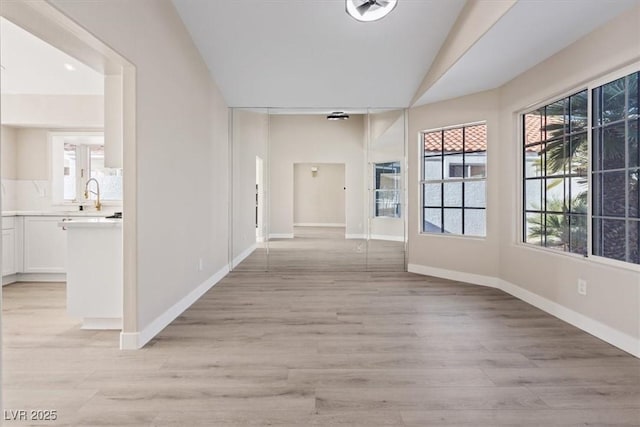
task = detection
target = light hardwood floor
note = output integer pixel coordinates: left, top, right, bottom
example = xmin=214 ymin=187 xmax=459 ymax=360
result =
xmin=236 ymin=227 xmax=405 ymax=272
xmin=2 ymin=231 xmax=639 ymax=426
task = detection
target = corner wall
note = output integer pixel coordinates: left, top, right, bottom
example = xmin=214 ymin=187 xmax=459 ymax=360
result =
xmin=408 ymin=90 xmax=500 ymax=279
xmin=408 ymin=6 xmax=640 ymax=356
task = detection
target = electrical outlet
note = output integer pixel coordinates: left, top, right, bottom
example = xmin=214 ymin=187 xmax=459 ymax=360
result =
xmin=577 ymin=279 xmax=587 ymax=296
xmin=198 ymin=258 xmax=203 ymax=271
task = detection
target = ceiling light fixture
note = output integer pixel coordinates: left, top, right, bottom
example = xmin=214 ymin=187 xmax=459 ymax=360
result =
xmin=327 ymin=111 xmax=349 ymax=120
xmin=64 ymin=63 xmax=76 ymax=71
xmin=346 ymin=0 xmax=397 ymax=22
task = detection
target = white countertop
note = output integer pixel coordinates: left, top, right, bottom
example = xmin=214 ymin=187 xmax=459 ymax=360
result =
xmin=3 ymin=210 xmax=112 ymax=217
xmin=59 ymin=218 xmax=122 ymax=228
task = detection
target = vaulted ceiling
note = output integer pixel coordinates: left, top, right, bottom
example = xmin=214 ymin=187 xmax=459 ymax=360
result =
xmin=173 ymin=0 xmax=638 ymax=110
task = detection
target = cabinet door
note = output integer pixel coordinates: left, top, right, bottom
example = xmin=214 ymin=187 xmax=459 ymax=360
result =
xmin=2 ymin=229 xmax=16 ymax=276
xmin=23 ymin=217 xmax=67 ymax=273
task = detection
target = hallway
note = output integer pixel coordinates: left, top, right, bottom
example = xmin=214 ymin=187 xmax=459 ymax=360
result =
xmin=3 ymin=267 xmax=639 ymax=425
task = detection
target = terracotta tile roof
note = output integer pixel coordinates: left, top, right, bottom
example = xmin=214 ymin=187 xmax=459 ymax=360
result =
xmin=424 ymin=124 xmax=487 ymax=153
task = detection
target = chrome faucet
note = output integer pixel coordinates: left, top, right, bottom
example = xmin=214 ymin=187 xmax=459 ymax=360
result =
xmin=84 ymin=178 xmax=102 ymax=211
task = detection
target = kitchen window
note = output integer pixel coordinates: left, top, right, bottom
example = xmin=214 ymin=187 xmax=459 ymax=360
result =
xmin=421 ymin=122 xmax=487 ymax=237
xmin=52 ymin=133 xmax=122 ymax=204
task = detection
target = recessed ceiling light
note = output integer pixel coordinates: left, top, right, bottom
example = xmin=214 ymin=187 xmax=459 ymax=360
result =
xmin=327 ymin=112 xmax=349 ymax=120
xmin=346 ymin=0 xmax=398 ymax=23
xmin=64 ymin=63 xmax=76 ymax=71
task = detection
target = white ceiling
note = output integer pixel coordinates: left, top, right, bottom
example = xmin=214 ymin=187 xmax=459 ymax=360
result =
xmin=414 ymin=0 xmax=640 ymax=106
xmin=0 ymin=17 xmax=103 ymax=95
xmin=174 ymin=0 xmax=638 ymax=110
xmin=172 ymin=0 xmax=466 ymax=108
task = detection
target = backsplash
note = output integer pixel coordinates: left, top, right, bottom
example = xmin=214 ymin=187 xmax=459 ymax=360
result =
xmin=1 ymin=178 xmax=122 ymax=213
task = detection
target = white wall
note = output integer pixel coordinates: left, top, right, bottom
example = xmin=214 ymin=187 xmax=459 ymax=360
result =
xmin=408 ymin=6 xmax=640 ymax=354
xmin=1 ymin=126 xmax=18 ymax=211
xmin=497 ymin=7 xmax=640 ymax=342
xmin=0 ymin=94 xmax=103 ymax=128
xmin=50 ymin=0 xmax=231 ymax=334
xmin=294 ymin=163 xmax=345 ymax=226
xmin=1 ymin=126 xmax=17 ymax=180
xmin=232 ymin=109 xmax=268 ymax=258
xmin=270 ymin=114 xmax=365 ymax=238
xmin=408 ymin=90 xmax=500 ymax=278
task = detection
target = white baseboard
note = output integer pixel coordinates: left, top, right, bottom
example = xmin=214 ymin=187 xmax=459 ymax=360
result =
xmin=269 ymin=233 xmax=294 ymax=239
xmin=370 ymin=234 xmax=405 ymax=242
xmin=408 ymin=264 xmax=501 ymax=288
xmin=408 ymin=263 xmax=640 ymax=358
xmin=120 ymin=265 xmax=230 ymax=350
xmin=3 ymin=272 xmax=66 ymax=286
xmin=345 ymin=234 xmax=367 ymax=239
xmin=294 ymin=223 xmax=346 ymax=227
xmin=232 ymin=243 xmax=257 ymax=268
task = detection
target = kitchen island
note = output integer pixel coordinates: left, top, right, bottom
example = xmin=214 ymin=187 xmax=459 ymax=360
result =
xmin=60 ymin=217 xmax=122 ymax=330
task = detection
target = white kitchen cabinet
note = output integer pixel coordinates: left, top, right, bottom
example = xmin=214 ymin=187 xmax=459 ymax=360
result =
xmin=2 ymin=229 xmax=16 ymax=276
xmin=23 ymin=216 xmax=68 ymax=273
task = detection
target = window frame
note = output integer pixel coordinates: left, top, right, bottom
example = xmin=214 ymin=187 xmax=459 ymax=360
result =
xmin=517 ymin=61 xmax=640 ymax=271
xmin=49 ymin=131 xmax=123 ymax=207
xmin=372 ymin=161 xmax=402 ymax=219
xmin=419 ymin=121 xmax=488 ymax=238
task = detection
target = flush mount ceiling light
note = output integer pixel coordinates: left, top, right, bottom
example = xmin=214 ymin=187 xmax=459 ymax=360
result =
xmin=346 ymin=0 xmax=398 ymax=22
xmin=327 ymin=111 xmax=349 ymax=120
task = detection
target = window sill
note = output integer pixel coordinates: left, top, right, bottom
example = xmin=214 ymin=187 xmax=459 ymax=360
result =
xmin=418 ymin=232 xmax=487 ymax=241
xmin=515 ymin=242 xmax=640 ymax=273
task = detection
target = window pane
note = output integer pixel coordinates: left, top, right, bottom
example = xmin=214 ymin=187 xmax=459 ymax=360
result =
xmin=424 ymin=208 xmax=442 ymax=233
xmin=464 ymin=181 xmax=486 ymax=208
xmin=593 ymin=218 xmax=626 ymax=262
xmin=570 ymin=90 xmax=588 ymax=133
xmin=464 ymin=124 xmax=487 ymax=152
xmin=465 ymin=151 xmax=486 ymax=178
xmin=544 ymin=138 xmax=567 ymax=176
xmin=629 ymin=72 xmax=638 ymax=119
xmin=525 ymin=179 xmax=543 ymax=211
xmin=569 ymin=214 xmax=587 ymax=255
xmin=569 ymin=133 xmax=588 ymax=175
xmin=630 ymin=119 xmax=639 ymax=168
xmin=630 ymin=169 xmax=639 ymax=218
xmin=375 ymin=190 xmax=400 ymax=218
xmin=599 ymin=77 xmax=626 ymax=125
xmin=448 ymin=164 xmax=466 ymax=178
xmin=464 ymin=209 xmax=485 ymax=237
xmin=443 ymin=128 xmax=463 ymax=154
xmin=443 ymin=182 xmax=462 ymax=207
xmin=424 ymin=131 xmax=441 ymax=155
xmin=524 ymin=108 xmax=544 ymax=144
xmin=423 ymin=183 xmax=441 ymax=207
xmin=443 ymin=209 xmax=462 ymax=234
xmin=424 ymin=157 xmax=442 ymax=180
xmin=593 ymin=171 xmax=626 ymax=217
xmin=544 ymin=214 xmax=567 ymax=250
xmin=595 ymin=123 xmax=626 ymax=171
xmin=568 ymin=177 xmax=588 ymax=214
xmin=524 ymin=145 xmax=544 ymax=178
xmin=629 ymin=219 xmax=639 ymax=265
xmin=545 ymin=178 xmax=565 ymax=213
xmin=90 ymin=146 xmax=123 ymax=201
xmin=545 ymin=98 xmax=567 ymax=139
xmin=525 ymin=213 xmax=543 ymax=245
xmin=63 ymin=143 xmax=77 ymax=200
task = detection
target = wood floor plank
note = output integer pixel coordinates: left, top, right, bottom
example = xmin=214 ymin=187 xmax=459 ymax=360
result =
xmin=2 ymin=228 xmax=638 ymax=426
